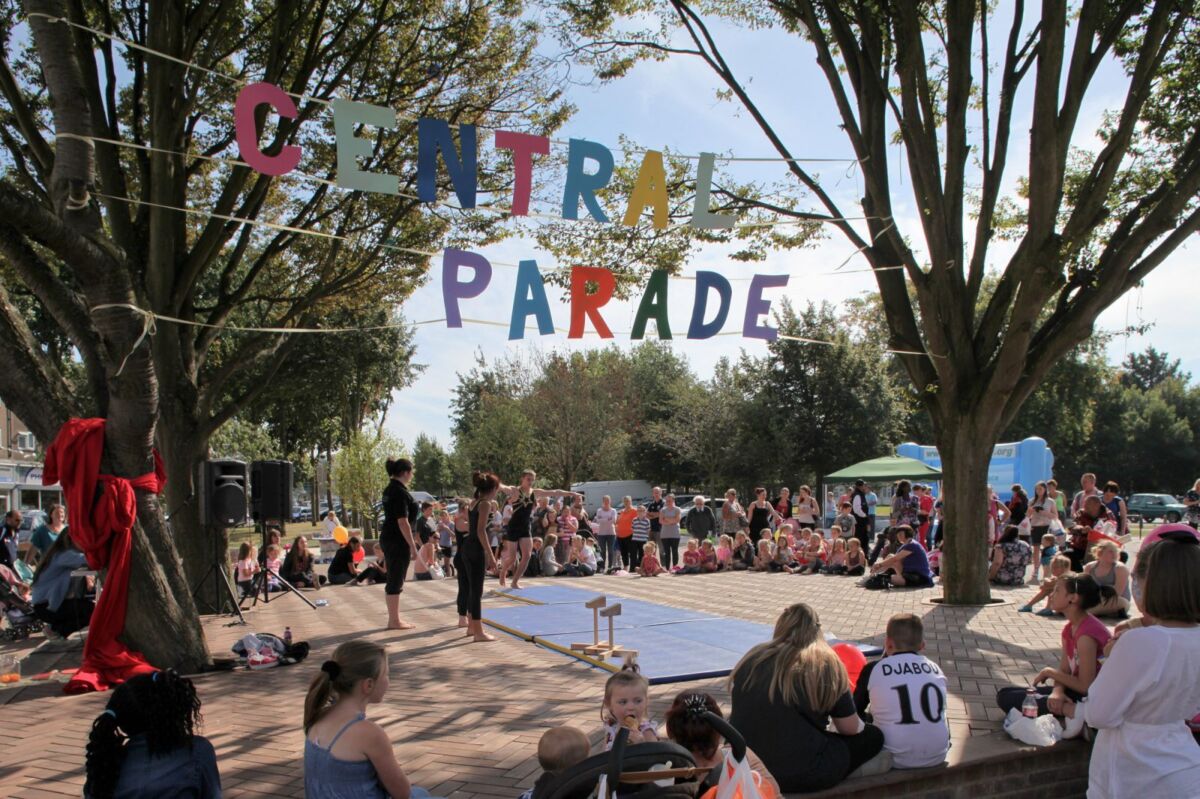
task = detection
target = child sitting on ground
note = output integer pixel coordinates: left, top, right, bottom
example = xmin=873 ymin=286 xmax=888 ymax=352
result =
xmin=716 ymin=535 xmax=734 ymax=571
xmin=601 ymin=661 xmax=658 ymax=749
xmin=927 ymin=543 xmax=942 ymax=577
xmin=752 ymin=539 xmax=774 ymax=572
xmin=801 ymin=531 xmax=827 ymax=574
xmin=677 ymin=539 xmax=703 ymax=574
xmin=699 ymin=540 xmax=719 ymax=573
xmin=1018 ymin=554 xmax=1072 ymax=614
xmin=353 ymin=543 xmax=387 ymax=585
xmin=732 ymin=531 xmax=755 ymax=571
xmin=235 ymin=542 xmax=260 ymax=598
xmin=520 ymin=726 xmax=591 ymax=799
xmin=413 ymin=538 xmax=442 ymax=581
xmin=525 ymin=537 xmax=544 ymax=578
xmin=853 ymin=613 xmax=949 ymax=769
xmin=846 ymin=538 xmax=866 ymax=576
xmin=540 ymin=533 xmax=561 ymax=577
xmin=639 ymin=541 xmax=665 ymax=577
xmin=996 ymin=573 xmax=1111 ymax=728
xmin=264 ymin=544 xmax=284 ymax=590
xmin=771 ymin=539 xmax=799 ymax=573
xmin=562 ymin=536 xmax=597 ymax=577
xmin=822 ymin=538 xmax=848 ymax=574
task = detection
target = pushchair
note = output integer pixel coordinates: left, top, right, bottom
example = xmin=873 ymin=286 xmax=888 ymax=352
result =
xmin=543 ymin=712 xmax=751 ymax=799
xmin=0 ymin=570 xmax=42 ymax=642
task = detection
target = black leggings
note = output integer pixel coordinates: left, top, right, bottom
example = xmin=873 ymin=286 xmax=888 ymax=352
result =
xmin=379 ymin=533 xmax=411 ymax=596
xmin=354 ymin=565 xmax=386 ymax=584
xmin=854 ymin=516 xmax=872 ymax=555
xmin=33 ymin=598 xmax=94 ymax=638
xmin=780 ymin=724 xmax=884 ymax=793
xmin=661 ymin=538 xmax=680 ymax=570
xmin=454 ymin=540 xmax=469 ymax=617
xmin=997 ymin=684 xmax=1085 ymax=716
xmin=461 ymin=540 xmax=486 ymax=620
xmin=618 ymin=537 xmax=633 ymax=569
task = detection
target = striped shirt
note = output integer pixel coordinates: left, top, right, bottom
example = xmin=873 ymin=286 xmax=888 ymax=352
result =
xmin=631 ymin=517 xmax=651 ymax=542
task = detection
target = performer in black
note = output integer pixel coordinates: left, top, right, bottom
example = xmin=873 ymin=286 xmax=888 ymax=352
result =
xmin=380 ymin=457 xmax=419 ymax=630
xmin=465 ymin=471 xmax=501 ymax=642
xmin=497 ymin=469 xmax=580 ymax=589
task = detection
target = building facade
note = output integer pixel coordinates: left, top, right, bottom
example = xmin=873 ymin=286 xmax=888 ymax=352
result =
xmin=0 ymin=402 xmax=62 ymax=515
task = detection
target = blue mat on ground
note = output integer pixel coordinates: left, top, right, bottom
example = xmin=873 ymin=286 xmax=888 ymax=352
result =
xmin=491 ymin=584 xmax=604 ymax=605
xmin=484 ymin=599 xmax=718 ymax=639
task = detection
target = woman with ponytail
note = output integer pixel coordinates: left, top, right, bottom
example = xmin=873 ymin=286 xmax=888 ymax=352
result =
xmin=380 ymin=457 xmax=420 ymax=630
xmin=304 ymin=640 xmax=428 ymax=799
xmin=464 ymin=471 xmax=501 ymax=642
xmin=84 ymin=671 xmax=218 ymax=799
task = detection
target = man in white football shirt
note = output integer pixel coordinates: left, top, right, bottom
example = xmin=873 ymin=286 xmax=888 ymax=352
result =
xmin=853 ymin=613 xmax=950 ymax=769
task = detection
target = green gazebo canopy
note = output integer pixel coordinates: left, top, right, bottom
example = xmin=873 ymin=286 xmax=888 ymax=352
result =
xmin=823 ymin=455 xmax=943 ymax=483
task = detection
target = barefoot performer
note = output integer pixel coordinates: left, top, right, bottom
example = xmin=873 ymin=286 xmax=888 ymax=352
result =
xmin=466 ymin=471 xmax=503 ymax=642
xmin=380 ymin=457 xmax=419 ymax=630
xmin=497 ymin=470 xmax=580 ymax=589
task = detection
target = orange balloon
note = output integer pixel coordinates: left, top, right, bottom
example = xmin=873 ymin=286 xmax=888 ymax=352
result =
xmin=332 ymin=525 xmax=349 ymax=544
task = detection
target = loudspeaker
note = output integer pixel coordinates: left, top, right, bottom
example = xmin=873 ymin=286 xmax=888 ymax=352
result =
xmin=202 ymin=459 xmax=247 ymax=527
xmin=251 ymin=460 xmax=293 ymax=522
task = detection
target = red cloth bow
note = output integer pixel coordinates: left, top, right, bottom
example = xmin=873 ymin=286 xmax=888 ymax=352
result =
xmin=42 ymin=418 xmax=164 ymax=693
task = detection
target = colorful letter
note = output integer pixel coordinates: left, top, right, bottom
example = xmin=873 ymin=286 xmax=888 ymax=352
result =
xmin=561 ymin=139 xmax=614 ymax=222
xmin=235 ymin=83 xmax=303 ymax=176
xmin=442 ymin=248 xmax=492 ymax=328
xmin=622 ymin=150 xmax=669 ymax=229
xmin=690 ymin=153 xmax=734 ymax=230
xmin=418 ymin=118 xmax=477 ymax=208
xmin=333 ymin=98 xmax=398 ymax=194
xmin=743 ymin=274 xmax=789 ymax=340
xmin=687 ymin=271 xmax=732 ymax=339
xmin=495 ymin=131 xmax=549 ymax=216
xmin=568 ymin=266 xmax=616 ymax=338
xmin=631 ymin=270 xmax=672 ymax=339
xmin=509 ymin=260 xmax=554 ymax=340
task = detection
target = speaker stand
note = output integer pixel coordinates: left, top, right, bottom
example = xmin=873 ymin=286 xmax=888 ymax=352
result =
xmin=190 ymin=559 xmax=247 ymax=625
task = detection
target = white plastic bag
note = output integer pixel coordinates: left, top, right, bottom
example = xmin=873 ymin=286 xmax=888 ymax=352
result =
xmin=1018 ymin=517 xmax=1032 ymax=537
xmin=715 ymin=750 xmax=766 ymax=799
xmin=1003 ymin=708 xmax=1063 ymax=747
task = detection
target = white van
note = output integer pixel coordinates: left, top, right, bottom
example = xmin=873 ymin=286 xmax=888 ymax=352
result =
xmin=571 ymin=480 xmax=655 ymax=515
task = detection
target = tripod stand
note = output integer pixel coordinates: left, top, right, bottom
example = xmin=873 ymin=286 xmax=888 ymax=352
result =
xmin=242 ymin=522 xmax=317 ymax=610
xmin=190 ymin=525 xmax=246 ymax=626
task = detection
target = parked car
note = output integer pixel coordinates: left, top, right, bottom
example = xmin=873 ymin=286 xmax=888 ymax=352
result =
xmin=291 ymin=505 xmax=311 ymax=522
xmin=1126 ymin=493 xmax=1186 ymax=523
xmin=16 ymin=509 xmax=48 ymax=546
xmin=678 ymin=497 xmax=726 ymax=529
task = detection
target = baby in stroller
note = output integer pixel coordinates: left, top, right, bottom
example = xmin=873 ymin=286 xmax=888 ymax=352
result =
xmin=0 ymin=563 xmax=41 ymax=641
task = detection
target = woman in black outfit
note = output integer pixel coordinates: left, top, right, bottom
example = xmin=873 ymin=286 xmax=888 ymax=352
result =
xmin=465 ymin=471 xmax=501 ymax=642
xmin=747 ymin=487 xmax=781 ymax=536
xmin=380 ymin=457 xmax=419 ymax=630
xmin=496 ymin=470 xmax=580 ymax=589
xmin=729 ymin=603 xmax=884 ymax=793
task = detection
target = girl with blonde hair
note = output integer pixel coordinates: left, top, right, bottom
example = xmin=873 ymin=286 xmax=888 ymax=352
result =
xmin=729 ymin=603 xmax=885 ymax=792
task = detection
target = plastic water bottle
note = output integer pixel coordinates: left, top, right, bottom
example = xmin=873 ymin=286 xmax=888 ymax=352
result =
xmin=283 ymin=627 xmax=292 ymax=647
xmin=1022 ymin=688 xmax=1039 ymax=719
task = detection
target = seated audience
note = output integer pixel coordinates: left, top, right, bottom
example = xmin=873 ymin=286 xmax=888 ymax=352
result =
xmin=283 ymin=536 xmax=325 ymax=589
xmin=752 ymin=539 xmax=773 ymax=572
xmin=1083 ymin=541 xmax=1130 ymax=617
xmin=84 ymin=671 xmax=220 ymax=799
xmin=520 ymin=726 xmax=591 ymax=799
xmin=731 ymin=531 xmax=755 ymax=571
xmin=258 ymin=527 xmax=282 ymax=567
xmin=867 ymin=526 xmax=933 ymax=588
xmin=1065 ymin=528 xmax=1199 ymax=798
xmin=354 ymin=544 xmax=388 ymax=585
xmin=989 ymin=525 xmax=1033 ymax=586
xmin=699 ymin=540 xmax=719 ymax=573
xmin=234 ymin=543 xmax=260 ymax=597
xmin=996 ymin=574 xmax=1110 ymax=718
xmin=853 ymin=614 xmax=949 ymax=769
xmin=540 ymin=533 xmax=561 ymax=577
xmin=305 ymin=640 xmax=429 ymax=799
xmin=413 ymin=539 xmax=442 ymax=581
xmin=561 ymin=537 xmax=596 ymax=577
xmin=524 ymin=537 xmax=544 ymax=578
xmin=730 ymin=603 xmax=886 ymax=792
xmin=822 ymin=538 xmax=848 ymax=574
xmin=1018 ymin=554 xmax=1071 ymax=615
xmin=845 ymin=538 xmax=866 ymax=576
xmin=31 ymin=530 xmax=93 ymax=638
xmin=677 ymin=539 xmax=703 ymax=574
xmin=715 ymin=535 xmax=734 ymax=571
xmin=264 ymin=544 xmax=284 ymax=590
xmin=800 ymin=532 xmax=826 ymax=574
xmin=770 ymin=540 xmax=798 ymax=574
xmin=328 ymin=537 xmax=364 ymax=585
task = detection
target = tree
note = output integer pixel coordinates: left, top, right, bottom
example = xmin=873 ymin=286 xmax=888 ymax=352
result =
xmin=412 ymin=434 xmax=453 ymax=497
xmin=1 ymin=0 xmax=566 ymax=655
xmin=623 ymin=342 xmax=699 ymax=490
xmin=554 ymin=1 xmax=1200 ymax=603
xmin=332 ymin=430 xmax=403 ymax=534
xmin=1121 ymin=346 xmax=1188 ymax=391
xmin=209 ymin=417 xmax=280 ymax=463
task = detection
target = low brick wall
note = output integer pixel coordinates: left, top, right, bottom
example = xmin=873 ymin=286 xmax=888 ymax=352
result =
xmin=802 ymin=739 xmax=1090 ymax=798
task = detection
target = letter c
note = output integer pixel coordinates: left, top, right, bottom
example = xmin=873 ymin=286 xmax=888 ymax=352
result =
xmin=235 ymin=82 xmax=302 ymax=176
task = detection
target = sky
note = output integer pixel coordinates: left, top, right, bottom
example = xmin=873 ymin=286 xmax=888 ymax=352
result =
xmin=383 ymin=11 xmax=1197 ymax=450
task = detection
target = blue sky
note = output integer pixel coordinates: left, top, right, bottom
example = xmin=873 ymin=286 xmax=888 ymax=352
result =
xmin=384 ymin=14 xmax=1198 ymax=450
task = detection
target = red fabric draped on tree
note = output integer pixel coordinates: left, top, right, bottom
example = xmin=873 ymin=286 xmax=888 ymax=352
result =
xmin=42 ymin=418 xmax=164 ymax=693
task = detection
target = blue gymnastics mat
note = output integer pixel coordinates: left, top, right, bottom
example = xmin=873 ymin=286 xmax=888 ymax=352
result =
xmin=490 ymin=584 xmax=605 ymax=605
xmin=536 ymin=621 xmax=881 ymax=684
xmin=484 ymin=599 xmax=718 ymax=640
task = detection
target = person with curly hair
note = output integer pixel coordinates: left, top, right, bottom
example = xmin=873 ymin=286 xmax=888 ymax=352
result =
xmin=84 ymin=670 xmax=219 ymax=799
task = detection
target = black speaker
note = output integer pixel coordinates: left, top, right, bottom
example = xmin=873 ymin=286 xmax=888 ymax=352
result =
xmin=203 ymin=459 xmax=247 ymax=527
xmin=251 ymin=460 xmax=293 ymax=522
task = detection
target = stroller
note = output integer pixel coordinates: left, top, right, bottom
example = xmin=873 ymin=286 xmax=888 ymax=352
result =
xmin=543 ymin=712 xmax=751 ymax=799
xmin=0 ymin=569 xmax=42 ymax=642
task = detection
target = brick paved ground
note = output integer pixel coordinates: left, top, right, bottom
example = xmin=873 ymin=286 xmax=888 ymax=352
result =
xmin=0 ymin=568 xmax=1118 ymax=798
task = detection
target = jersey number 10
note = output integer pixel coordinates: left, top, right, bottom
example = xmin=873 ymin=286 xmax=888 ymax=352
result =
xmin=891 ymin=682 xmax=945 ymax=725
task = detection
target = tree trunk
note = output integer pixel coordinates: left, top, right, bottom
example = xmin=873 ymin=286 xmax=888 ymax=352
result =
xmin=934 ymin=411 xmax=997 ymax=605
